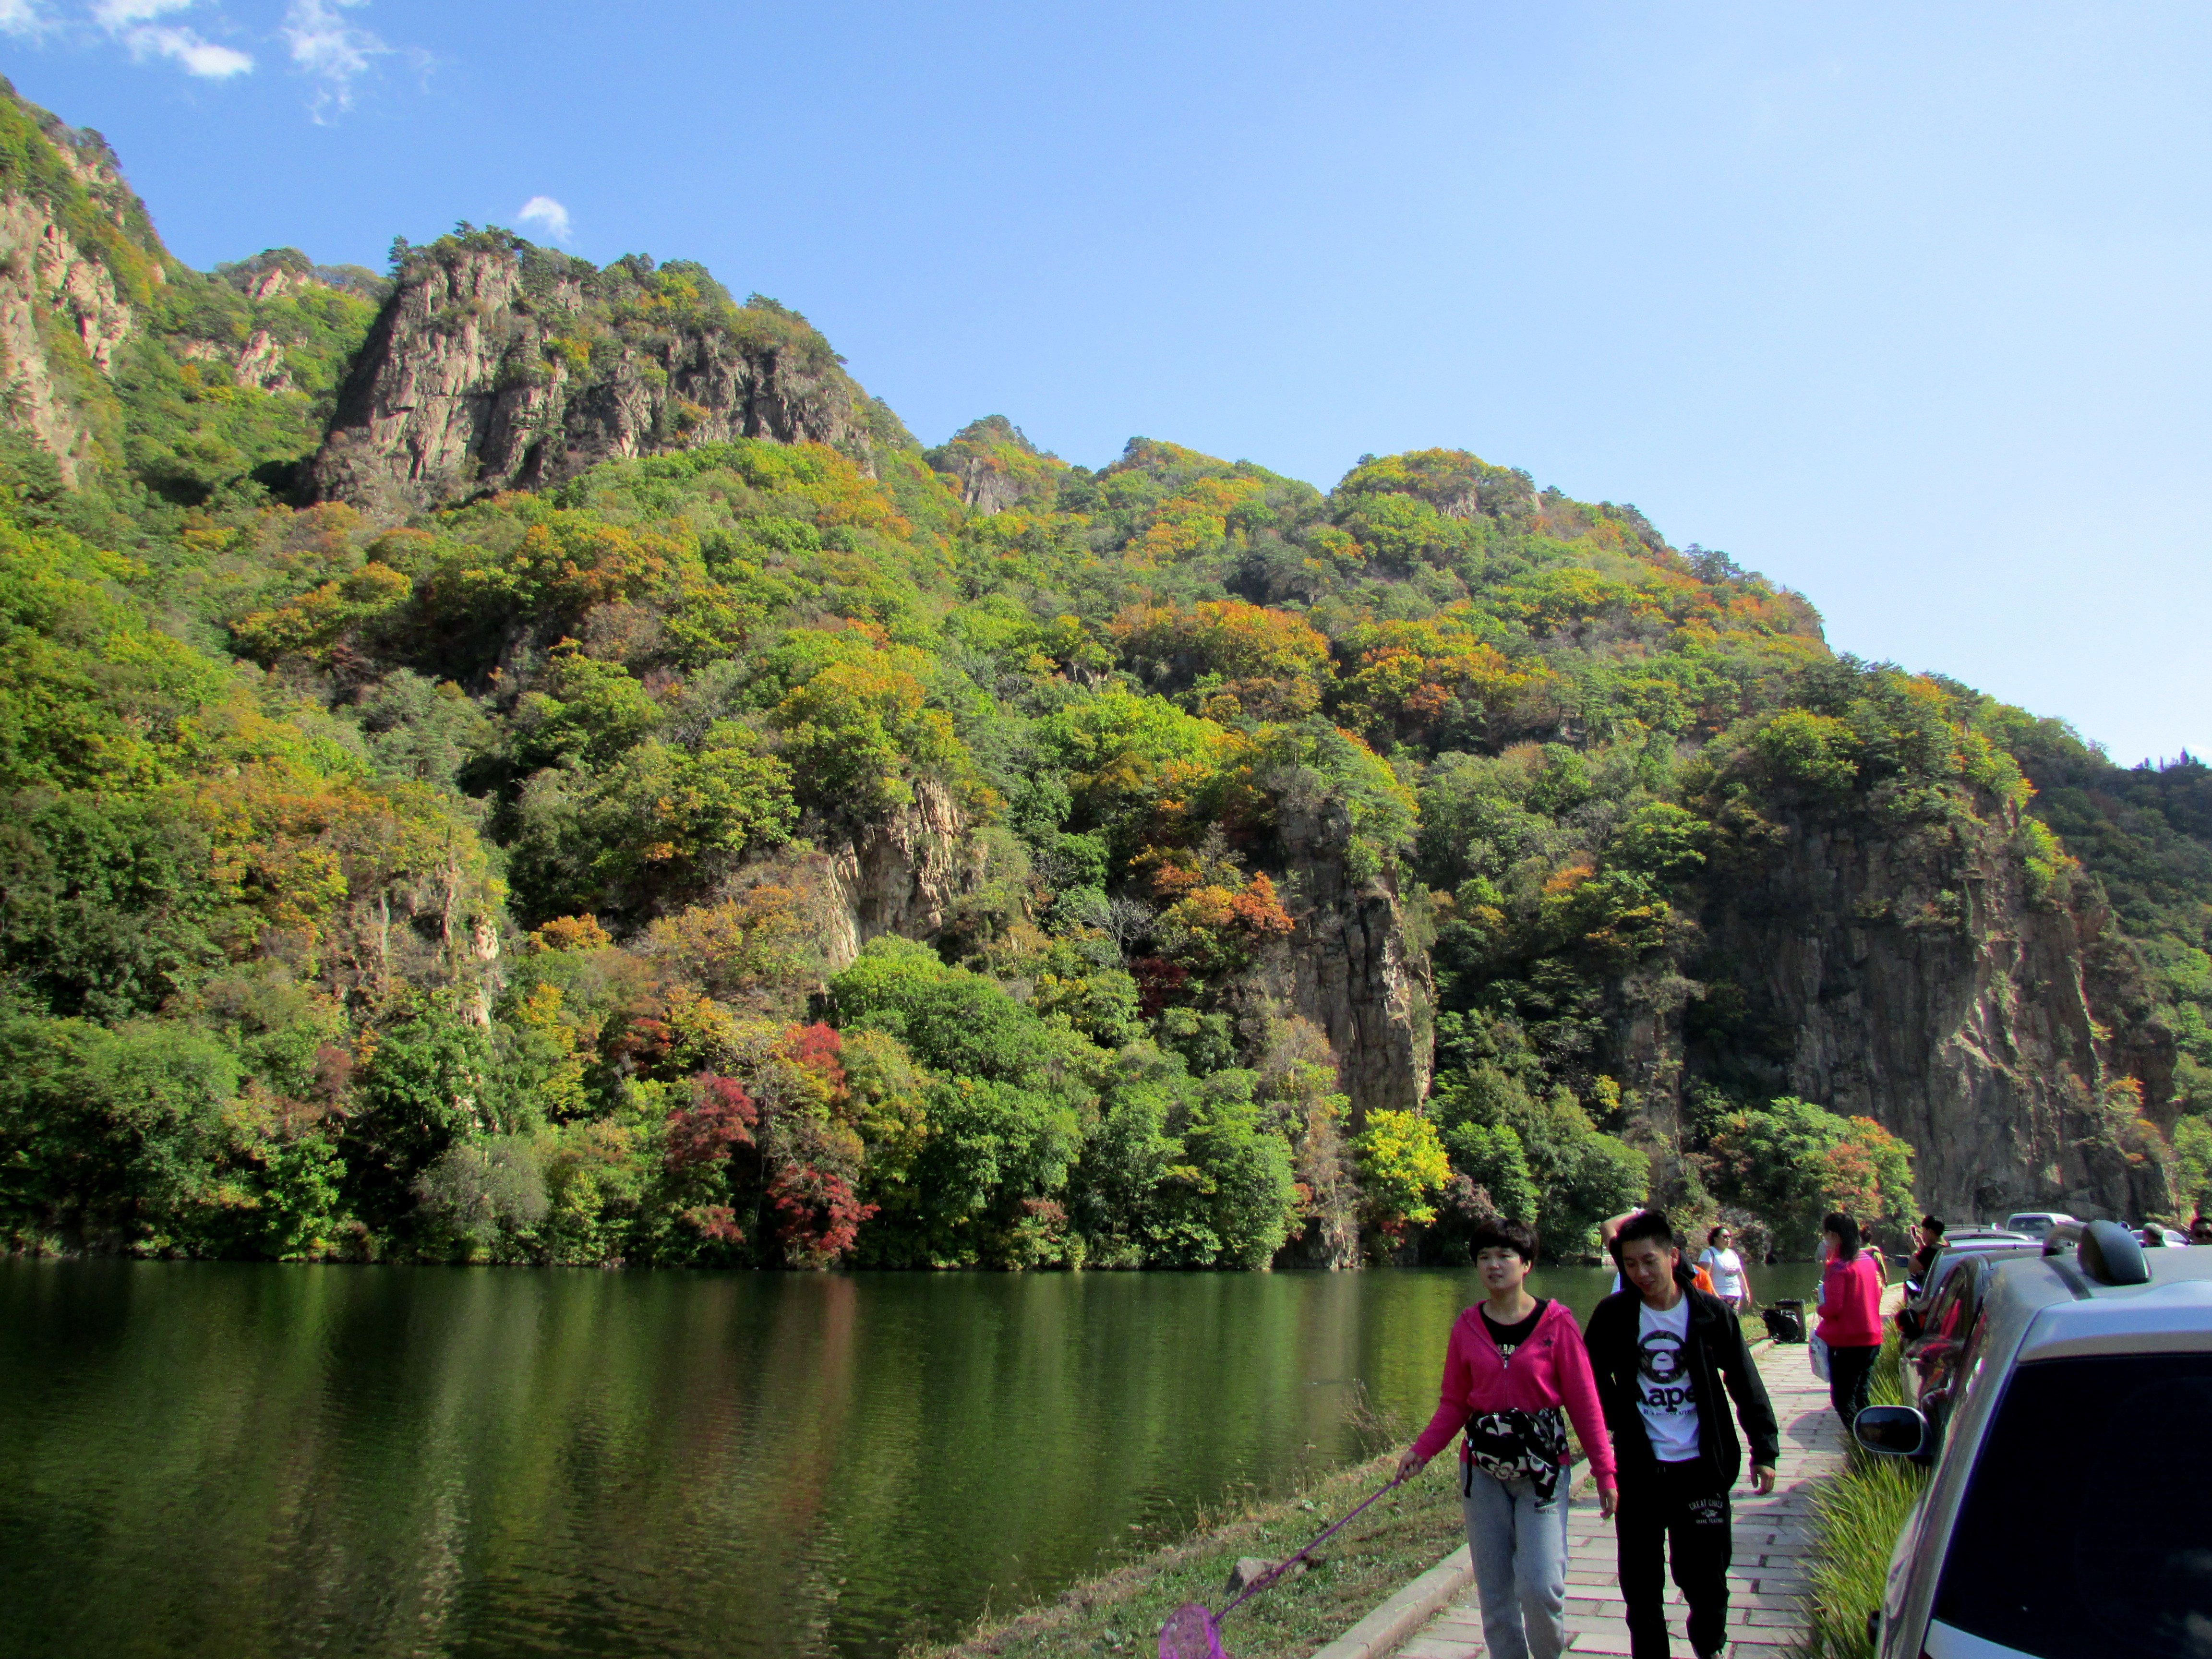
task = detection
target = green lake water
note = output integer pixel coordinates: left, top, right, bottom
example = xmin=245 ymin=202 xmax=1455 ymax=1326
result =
xmin=0 ymin=1258 xmax=1821 ymax=1659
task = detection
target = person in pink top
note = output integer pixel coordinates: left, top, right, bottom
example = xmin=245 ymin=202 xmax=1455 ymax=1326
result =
xmin=1816 ymin=1210 xmax=1885 ymax=1431
xmin=1395 ymin=1219 xmax=1616 ymax=1659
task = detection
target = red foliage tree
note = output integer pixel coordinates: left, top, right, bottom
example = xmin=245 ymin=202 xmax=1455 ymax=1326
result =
xmin=781 ymin=1022 xmax=847 ymax=1094
xmin=663 ymin=1071 xmax=758 ymax=1170
xmin=769 ymin=1160 xmax=877 ymax=1265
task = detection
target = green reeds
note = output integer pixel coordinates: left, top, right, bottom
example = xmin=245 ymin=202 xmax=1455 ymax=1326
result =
xmin=1796 ymin=1331 xmax=1930 ymax=1659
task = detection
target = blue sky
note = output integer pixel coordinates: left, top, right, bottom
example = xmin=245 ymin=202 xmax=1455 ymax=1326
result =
xmin=5 ymin=1 xmax=2208 ymax=764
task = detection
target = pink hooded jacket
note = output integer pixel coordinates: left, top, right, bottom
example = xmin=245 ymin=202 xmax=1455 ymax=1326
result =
xmin=1409 ymin=1298 xmax=1617 ymax=1482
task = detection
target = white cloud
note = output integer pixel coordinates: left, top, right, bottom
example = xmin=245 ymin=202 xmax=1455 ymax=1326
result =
xmin=0 ymin=0 xmax=49 ymax=34
xmin=516 ymin=196 xmax=573 ymax=243
xmin=282 ymin=0 xmax=385 ymax=119
xmin=90 ymin=0 xmax=252 ymax=77
xmin=145 ymin=25 xmax=250 ymax=73
xmin=90 ymin=0 xmax=189 ymax=24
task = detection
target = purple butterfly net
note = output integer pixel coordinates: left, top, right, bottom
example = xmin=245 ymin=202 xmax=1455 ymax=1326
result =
xmin=1155 ymin=1477 xmax=1402 ymax=1659
xmin=1158 ymin=1602 xmax=1224 ymax=1659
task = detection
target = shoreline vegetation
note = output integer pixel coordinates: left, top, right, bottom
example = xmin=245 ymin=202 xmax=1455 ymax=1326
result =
xmin=911 ymin=1447 xmax=1467 ymax=1659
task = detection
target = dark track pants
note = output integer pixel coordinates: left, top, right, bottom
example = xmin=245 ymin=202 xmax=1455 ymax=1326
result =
xmin=1617 ymin=1459 xmax=1732 ymax=1659
xmin=1827 ymin=1341 xmax=1881 ymax=1434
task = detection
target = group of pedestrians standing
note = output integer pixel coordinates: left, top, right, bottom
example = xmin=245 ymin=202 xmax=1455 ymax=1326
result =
xmin=1395 ymin=1211 xmax=1785 ymax=1659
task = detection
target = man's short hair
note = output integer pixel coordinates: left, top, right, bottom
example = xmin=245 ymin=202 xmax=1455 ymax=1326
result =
xmin=1468 ymin=1217 xmax=1539 ymax=1263
xmin=1921 ymin=1214 xmax=1945 ymax=1236
xmin=1613 ymin=1210 xmax=1678 ymax=1259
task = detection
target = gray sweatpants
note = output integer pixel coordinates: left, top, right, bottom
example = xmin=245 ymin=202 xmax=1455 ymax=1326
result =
xmin=1459 ymin=1467 xmax=1571 ymax=1659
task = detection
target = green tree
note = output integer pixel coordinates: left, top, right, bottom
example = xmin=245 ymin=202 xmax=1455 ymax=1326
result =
xmin=1355 ymin=1108 xmax=1451 ymax=1228
xmin=1704 ymin=1096 xmax=1917 ymax=1252
xmin=342 ymin=1018 xmax=495 ymax=1228
xmin=2168 ymin=1115 xmax=2212 ymax=1215
xmin=1441 ymin=1119 xmax=1541 ymax=1222
xmin=1178 ymin=1075 xmax=1300 ymax=1266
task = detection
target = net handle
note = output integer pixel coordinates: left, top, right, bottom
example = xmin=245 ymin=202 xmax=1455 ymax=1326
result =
xmin=1218 ymin=1473 xmax=1403 ymax=1619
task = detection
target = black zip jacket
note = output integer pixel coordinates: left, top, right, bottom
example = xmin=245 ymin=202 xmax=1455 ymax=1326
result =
xmin=1583 ymin=1285 xmax=1781 ymax=1488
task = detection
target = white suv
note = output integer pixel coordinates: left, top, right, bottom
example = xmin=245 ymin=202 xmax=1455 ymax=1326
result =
xmin=1856 ymin=1220 xmax=2212 ymax=1659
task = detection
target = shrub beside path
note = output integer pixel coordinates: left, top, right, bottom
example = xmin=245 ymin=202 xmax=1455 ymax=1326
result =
xmin=1387 ymin=1345 xmax=1846 ymax=1659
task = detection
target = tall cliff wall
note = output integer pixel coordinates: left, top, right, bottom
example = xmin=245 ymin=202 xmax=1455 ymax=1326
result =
xmin=1272 ymin=798 xmax=1432 ymax=1122
xmin=0 ymin=98 xmax=168 ymax=484
xmin=814 ymin=780 xmax=988 ymax=972
xmin=307 ymin=239 xmax=873 ymax=514
xmin=1621 ymin=795 xmax=2172 ymax=1223
xmin=0 ymin=191 xmax=139 ymax=483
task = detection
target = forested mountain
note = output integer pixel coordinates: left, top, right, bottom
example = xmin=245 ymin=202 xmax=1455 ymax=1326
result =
xmin=0 ymin=80 xmax=2205 ymax=1267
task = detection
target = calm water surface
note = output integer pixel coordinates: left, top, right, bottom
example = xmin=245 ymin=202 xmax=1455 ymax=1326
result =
xmin=0 ymin=1259 xmax=1820 ymax=1659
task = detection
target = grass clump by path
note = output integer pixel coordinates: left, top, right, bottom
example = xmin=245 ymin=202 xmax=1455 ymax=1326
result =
xmin=1798 ymin=1332 xmax=1931 ymax=1659
xmin=911 ymin=1450 xmax=1473 ymax=1659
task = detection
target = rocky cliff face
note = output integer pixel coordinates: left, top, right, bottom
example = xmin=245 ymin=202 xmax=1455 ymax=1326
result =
xmin=926 ymin=415 xmax=1067 ymax=515
xmin=1625 ymin=796 xmax=2173 ymax=1223
xmin=815 ymin=780 xmax=987 ymax=972
xmin=0 ymin=191 xmax=139 ymax=482
xmin=308 ymin=239 xmax=873 ymax=514
xmin=1272 ymin=799 xmax=1433 ymax=1122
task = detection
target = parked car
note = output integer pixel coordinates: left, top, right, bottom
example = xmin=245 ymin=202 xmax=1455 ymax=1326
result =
xmin=1900 ymin=1231 xmax=2033 ymax=1305
xmin=1999 ymin=1210 xmax=2078 ymax=1240
xmin=1893 ymin=1248 xmax=2033 ymax=1443
xmin=1857 ymin=1221 xmax=2212 ymax=1659
xmin=2129 ymin=1222 xmax=2190 ymax=1248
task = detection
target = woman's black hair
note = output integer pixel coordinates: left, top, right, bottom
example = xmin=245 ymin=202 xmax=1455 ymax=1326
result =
xmin=1823 ymin=1211 xmax=1862 ymax=1261
xmin=1468 ymin=1217 xmax=1540 ymax=1264
xmin=1707 ymin=1224 xmax=1731 ymax=1245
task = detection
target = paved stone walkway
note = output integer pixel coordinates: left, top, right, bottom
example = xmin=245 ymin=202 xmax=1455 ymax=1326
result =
xmin=1393 ymin=1345 xmax=1844 ymax=1658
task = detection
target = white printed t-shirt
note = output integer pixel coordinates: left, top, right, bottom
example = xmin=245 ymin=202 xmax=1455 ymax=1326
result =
xmin=1635 ymin=1296 xmax=1701 ymax=1461
xmin=1698 ymin=1246 xmax=1746 ymax=1299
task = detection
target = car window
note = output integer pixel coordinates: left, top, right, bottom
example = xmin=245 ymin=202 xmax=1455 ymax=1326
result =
xmin=1932 ymin=1353 xmax=2212 ymax=1658
xmin=1924 ymin=1269 xmax=1973 ymax=1340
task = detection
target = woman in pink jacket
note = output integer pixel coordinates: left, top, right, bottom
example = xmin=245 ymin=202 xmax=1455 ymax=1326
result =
xmin=1815 ymin=1210 xmax=1885 ymax=1432
xmin=1396 ymin=1219 xmax=1617 ymax=1659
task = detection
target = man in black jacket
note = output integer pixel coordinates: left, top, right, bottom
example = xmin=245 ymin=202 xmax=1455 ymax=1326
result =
xmin=1584 ymin=1209 xmax=1780 ymax=1659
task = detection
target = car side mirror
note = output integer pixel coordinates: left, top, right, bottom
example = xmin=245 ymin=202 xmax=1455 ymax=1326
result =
xmin=1853 ymin=1405 xmax=1928 ymax=1458
xmin=1897 ymin=1309 xmax=1923 ymax=1340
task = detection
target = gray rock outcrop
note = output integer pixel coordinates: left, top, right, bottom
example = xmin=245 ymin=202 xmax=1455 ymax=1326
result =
xmin=0 ymin=191 xmax=142 ymax=483
xmin=817 ymin=779 xmax=986 ymax=971
xmin=1626 ymin=794 xmax=2173 ymax=1222
xmin=1273 ymin=798 xmax=1432 ymax=1123
xmin=307 ymin=240 xmax=871 ymax=514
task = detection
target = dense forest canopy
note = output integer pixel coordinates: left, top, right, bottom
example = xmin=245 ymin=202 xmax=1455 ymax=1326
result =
xmin=1 ymin=82 xmax=2206 ymax=1266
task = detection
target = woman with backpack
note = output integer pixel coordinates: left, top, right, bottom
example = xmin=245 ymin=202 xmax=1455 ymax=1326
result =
xmin=1395 ymin=1219 xmax=1616 ymax=1659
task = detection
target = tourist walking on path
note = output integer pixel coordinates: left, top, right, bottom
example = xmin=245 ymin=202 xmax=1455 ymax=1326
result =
xmin=1816 ymin=1211 xmax=1885 ymax=1433
xmin=1395 ymin=1220 xmax=1617 ymax=1659
xmin=1585 ymin=1211 xmax=1779 ymax=1659
xmin=1695 ymin=1225 xmax=1752 ymax=1313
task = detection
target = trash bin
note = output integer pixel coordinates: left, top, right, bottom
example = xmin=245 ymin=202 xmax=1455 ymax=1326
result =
xmin=1763 ymin=1299 xmax=1807 ymax=1344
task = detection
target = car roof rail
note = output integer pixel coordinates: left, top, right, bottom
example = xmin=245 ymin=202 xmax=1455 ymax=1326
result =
xmin=2070 ymin=1218 xmax=2152 ymax=1286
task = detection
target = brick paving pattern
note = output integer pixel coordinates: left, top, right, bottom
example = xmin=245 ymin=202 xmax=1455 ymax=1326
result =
xmin=1392 ymin=1345 xmax=1842 ymax=1658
